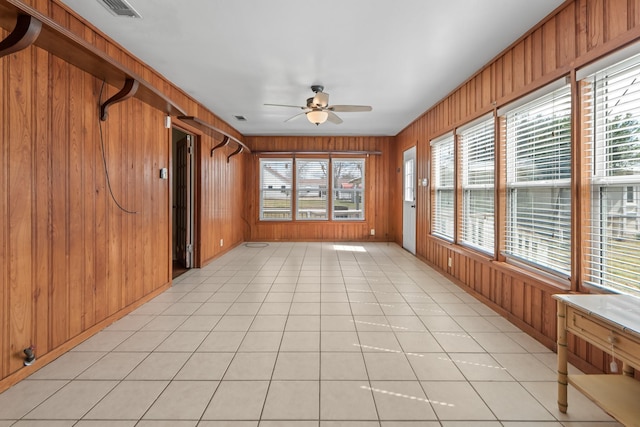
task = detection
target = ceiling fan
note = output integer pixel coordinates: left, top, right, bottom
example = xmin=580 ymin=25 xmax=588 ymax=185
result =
xmin=265 ymin=85 xmax=372 ymax=125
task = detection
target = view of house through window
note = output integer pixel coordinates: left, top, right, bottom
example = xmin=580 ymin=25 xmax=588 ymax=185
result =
xmin=583 ymin=51 xmax=640 ymax=296
xmin=260 ymin=158 xmax=293 ymax=220
xmin=296 ymin=159 xmax=329 ymax=220
xmin=459 ymin=116 xmax=495 ymax=254
xmin=260 ymin=157 xmax=365 ymax=221
xmin=332 ymin=159 xmax=365 ymax=220
xmin=503 ymin=83 xmax=572 ymax=277
xmin=431 ymin=133 xmax=455 ymax=241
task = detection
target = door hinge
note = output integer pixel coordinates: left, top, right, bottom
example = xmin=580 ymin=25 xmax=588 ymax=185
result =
xmin=186 ymin=244 xmax=193 ymax=253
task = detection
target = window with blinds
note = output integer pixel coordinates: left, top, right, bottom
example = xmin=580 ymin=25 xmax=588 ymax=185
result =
xmin=582 ymin=52 xmax=640 ymax=296
xmin=332 ymin=159 xmax=365 ymax=220
xmin=296 ymin=159 xmax=329 ymax=220
xmin=260 ymin=158 xmax=293 ymax=220
xmin=459 ymin=117 xmax=495 ymax=254
xmin=431 ymin=134 xmax=455 ymax=241
xmin=504 ymin=84 xmax=572 ymax=277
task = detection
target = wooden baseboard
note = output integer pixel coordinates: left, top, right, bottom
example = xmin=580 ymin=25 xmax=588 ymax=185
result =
xmin=0 ymin=281 xmax=171 ymax=394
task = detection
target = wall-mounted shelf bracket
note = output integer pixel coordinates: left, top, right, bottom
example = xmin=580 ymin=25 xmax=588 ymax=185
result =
xmin=100 ymin=78 xmax=139 ymax=121
xmin=0 ymin=0 xmax=186 ymax=118
xmin=177 ymin=116 xmax=250 ymax=159
xmin=211 ymin=135 xmax=230 ymax=157
xmin=0 ymin=14 xmax=42 ymax=58
xmin=227 ymin=145 xmax=244 ymax=163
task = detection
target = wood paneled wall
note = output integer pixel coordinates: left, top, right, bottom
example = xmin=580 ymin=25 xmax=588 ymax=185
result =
xmin=244 ymin=136 xmax=394 ymax=242
xmin=395 ymin=0 xmax=640 ymax=373
xmin=196 ymin=132 xmax=248 ymax=265
xmin=0 ymin=0 xmax=248 ymax=391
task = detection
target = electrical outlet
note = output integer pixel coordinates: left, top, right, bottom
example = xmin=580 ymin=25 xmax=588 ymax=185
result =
xmin=220 ymin=239 xmax=224 ymax=247
xmin=370 ymin=229 xmax=375 ymax=236
xmin=448 ymin=257 xmax=452 ymax=268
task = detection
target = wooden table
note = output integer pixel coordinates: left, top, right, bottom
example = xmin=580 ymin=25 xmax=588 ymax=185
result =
xmin=554 ymin=294 xmax=640 ymax=426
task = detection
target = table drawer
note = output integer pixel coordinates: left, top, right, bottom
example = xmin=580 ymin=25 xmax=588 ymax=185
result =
xmin=567 ymin=306 xmax=640 ymax=369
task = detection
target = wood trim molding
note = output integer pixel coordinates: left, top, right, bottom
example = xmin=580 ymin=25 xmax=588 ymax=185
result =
xmin=251 ymin=150 xmax=382 ymax=156
xmin=0 ymin=281 xmax=172 ymax=394
xmin=0 ymin=13 xmax=41 ymax=58
xmin=177 ymin=115 xmax=250 ymax=154
xmin=0 ymin=0 xmax=186 ymax=117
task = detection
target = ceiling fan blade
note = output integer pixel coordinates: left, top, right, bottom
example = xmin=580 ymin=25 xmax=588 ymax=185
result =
xmin=312 ymin=92 xmax=329 ymax=108
xmin=326 ymin=111 xmax=343 ymax=124
xmin=264 ymin=103 xmax=306 ymax=109
xmin=284 ymin=112 xmax=307 ymax=122
xmin=328 ymin=105 xmax=372 ymax=112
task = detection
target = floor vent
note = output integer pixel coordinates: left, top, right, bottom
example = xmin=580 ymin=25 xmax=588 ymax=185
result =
xmin=98 ymin=0 xmax=142 ymax=18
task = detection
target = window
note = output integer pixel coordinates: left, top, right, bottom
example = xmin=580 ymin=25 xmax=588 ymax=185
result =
xmin=260 ymin=159 xmax=293 ymax=220
xmin=404 ymin=157 xmax=415 ymax=203
xmin=259 ymin=156 xmax=366 ymax=221
xmin=332 ymin=159 xmax=365 ymax=220
xmin=459 ymin=116 xmax=495 ymax=254
xmin=431 ymin=133 xmax=455 ymax=241
xmin=503 ymin=83 xmax=572 ymax=277
xmin=296 ymin=159 xmax=328 ymax=220
xmin=582 ymin=52 xmax=640 ymax=296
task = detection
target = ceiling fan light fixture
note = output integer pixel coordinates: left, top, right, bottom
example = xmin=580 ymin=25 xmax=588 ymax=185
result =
xmin=307 ymin=110 xmax=328 ymax=125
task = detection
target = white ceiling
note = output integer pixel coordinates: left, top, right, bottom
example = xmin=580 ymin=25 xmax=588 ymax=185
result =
xmin=59 ymin=0 xmax=564 ymax=136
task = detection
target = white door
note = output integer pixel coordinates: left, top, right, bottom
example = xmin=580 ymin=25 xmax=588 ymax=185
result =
xmin=403 ymin=147 xmax=417 ymax=254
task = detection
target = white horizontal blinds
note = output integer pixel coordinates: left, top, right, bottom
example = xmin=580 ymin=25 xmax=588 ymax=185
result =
xmin=296 ymin=159 xmax=329 ymax=220
xmin=431 ymin=134 xmax=455 ymax=241
xmin=332 ymin=159 xmax=365 ymax=220
xmin=583 ymin=52 xmax=640 ymax=296
xmin=459 ymin=117 xmax=495 ymax=254
xmin=504 ymin=84 xmax=572 ymax=276
xmin=260 ymin=158 xmax=293 ymax=220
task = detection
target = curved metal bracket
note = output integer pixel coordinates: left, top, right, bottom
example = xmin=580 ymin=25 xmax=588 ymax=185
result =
xmin=0 ymin=14 xmax=42 ymax=59
xmin=100 ymin=78 xmax=140 ymax=121
xmin=211 ymin=135 xmax=230 ymax=157
xmin=226 ymin=145 xmax=244 ymax=163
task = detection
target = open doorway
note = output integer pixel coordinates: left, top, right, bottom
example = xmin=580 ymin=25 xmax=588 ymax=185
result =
xmin=172 ymin=128 xmax=195 ymax=278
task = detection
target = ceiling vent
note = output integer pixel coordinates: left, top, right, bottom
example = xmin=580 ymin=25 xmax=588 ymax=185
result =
xmin=234 ymin=115 xmax=247 ymax=122
xmin=98 ymin=0 xmax=142 ymax=18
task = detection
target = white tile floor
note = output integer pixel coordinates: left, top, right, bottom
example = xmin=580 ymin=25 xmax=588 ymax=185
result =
xmin=0 ymin=242 xmax=623 ymax=426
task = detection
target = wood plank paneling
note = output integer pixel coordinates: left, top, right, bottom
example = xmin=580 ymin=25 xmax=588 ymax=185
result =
xmin=33 ymin=44 xmax=50 ymax=358
xmin=245 ymin=136 xmax=392 ymax=243
xmin=8 ymin=38 xmax=34 ymax=374
xmin=557 ymin=3 xmax=577 ymax=67
xmin=605 ymin=0 xmax=629 ymax=41
xmin=0 ymin=0 xmax=245 ymax=390
xmin=398 ymin=0 xmax=640 ymax=373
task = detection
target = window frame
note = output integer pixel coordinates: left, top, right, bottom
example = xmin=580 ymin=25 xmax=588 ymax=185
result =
xmin=259 ymin=158 xmax=293 ymax=221
xmin=431 ymin=132 xmax=456 ymax=242
xmin=295 ymin=158 xmax=329 ymax=221
xmin=257 ymin=155 xmax=367 ymax=223
xmin=501 ymin=82 xmax=573 ymax=279
xmin=580 ymin=51 xmax=640 ymax=297
xmin=332 ymin=158 xmax=366 ymax=221
xmin=458 ymin=114 xmax=496 ymax=255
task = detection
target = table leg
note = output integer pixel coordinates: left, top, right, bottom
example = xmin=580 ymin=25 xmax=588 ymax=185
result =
xmin=557 ymin=301 xmax=568 ymax=413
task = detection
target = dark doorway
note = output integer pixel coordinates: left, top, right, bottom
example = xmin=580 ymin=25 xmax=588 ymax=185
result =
xmin=172 ymin=128 xmax=195 ymax=278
